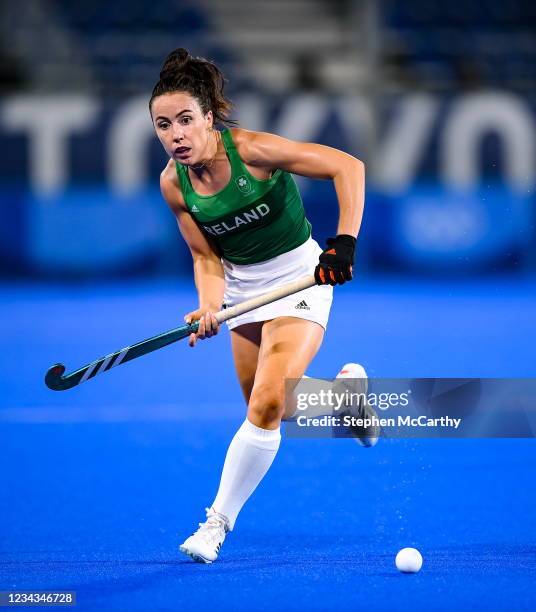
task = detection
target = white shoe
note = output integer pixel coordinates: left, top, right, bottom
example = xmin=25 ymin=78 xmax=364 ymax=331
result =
xmin=334 ymin=363 xmax=380 ymax=447
xmin=179 ymin=507 xmax=230 ymax=564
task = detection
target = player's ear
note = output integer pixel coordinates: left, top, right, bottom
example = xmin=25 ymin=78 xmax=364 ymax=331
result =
xmin=205 ymin=110 xmax=214 ymax=130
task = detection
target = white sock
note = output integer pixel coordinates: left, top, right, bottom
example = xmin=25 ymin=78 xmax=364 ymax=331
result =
xmin=211 ymin=418 xmax=281 ymax=530
xmin=285 ymin=366 xmax=367 ymax=421
xmin=285 ymin=374 xmax=334 ymax=420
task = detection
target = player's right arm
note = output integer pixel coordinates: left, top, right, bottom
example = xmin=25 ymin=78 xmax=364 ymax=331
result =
xmin=160 ymin=160 xmax=224 ymax=346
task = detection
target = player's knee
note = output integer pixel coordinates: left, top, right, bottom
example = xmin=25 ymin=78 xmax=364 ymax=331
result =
xmin=248 ymin=384 xmax=285 ymax=425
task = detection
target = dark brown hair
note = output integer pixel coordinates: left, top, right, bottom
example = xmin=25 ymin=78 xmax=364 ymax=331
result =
xmin=149 ymin=48 xmax=237 ymax=126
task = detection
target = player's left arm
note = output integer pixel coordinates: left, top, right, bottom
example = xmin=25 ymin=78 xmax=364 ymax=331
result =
xmin=235 ymin=129 xmax=365 ymax=285
xmin=235 ymin=129 xmax=364 ymax=237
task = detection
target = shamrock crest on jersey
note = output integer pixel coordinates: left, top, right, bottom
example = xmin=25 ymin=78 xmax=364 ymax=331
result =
xmin=236 ymin=175 xmax=252 ymax=194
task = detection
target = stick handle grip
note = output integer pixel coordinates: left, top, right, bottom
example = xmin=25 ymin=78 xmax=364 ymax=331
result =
xmin=215 ymin=275 xmax=317 ymax=324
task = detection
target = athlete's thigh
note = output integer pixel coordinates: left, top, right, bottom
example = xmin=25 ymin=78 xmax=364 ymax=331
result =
xmin=253 ymin=317 xmax=324 ymax=400
xmin=230 ymin=322 xmax=264 ymax=404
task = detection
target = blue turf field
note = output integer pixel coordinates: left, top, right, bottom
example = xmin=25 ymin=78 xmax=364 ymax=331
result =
xmin=1 ymin=278 xmax=535 ymax=610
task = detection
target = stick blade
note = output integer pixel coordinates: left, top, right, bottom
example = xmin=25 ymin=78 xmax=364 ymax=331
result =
xmin=45 ymin=363 xmax=68 ymax=391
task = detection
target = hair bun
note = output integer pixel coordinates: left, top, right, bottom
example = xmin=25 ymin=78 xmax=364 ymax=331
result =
xmin=160 ymin=48 xmax=190 ymax=77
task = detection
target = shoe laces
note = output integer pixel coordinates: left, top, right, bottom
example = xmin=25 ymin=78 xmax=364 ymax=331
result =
xmin=195 ymin=508 xmax=229 ymax=545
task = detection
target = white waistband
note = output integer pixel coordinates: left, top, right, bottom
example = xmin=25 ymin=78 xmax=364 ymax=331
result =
xmin=223 ymin=237 xmax=318 ymax=282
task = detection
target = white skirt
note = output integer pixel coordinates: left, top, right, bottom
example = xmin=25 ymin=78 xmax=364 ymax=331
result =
xmin=222 ymin=237 xmax=333 ymax=331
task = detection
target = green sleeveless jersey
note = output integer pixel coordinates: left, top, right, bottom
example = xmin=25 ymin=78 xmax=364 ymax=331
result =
xmin=175 ymin=129 xmax=311 ymax=264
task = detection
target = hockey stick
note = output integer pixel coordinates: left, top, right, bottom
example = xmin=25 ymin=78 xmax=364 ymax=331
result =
xmin=45 ymin=275 xmax=317 ymax=391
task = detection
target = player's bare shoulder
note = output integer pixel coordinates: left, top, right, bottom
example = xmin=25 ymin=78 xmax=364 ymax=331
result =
xmin=229 ymin=128 xmax=266 ymax=164
xmin=160 ymin=158 xmax=186 ymax=213
xmin=230 ymin=128 xmax=274 ymax=170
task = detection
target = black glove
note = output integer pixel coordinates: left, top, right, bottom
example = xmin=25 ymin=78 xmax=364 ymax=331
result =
xmin=314 ymin=234 xmax=356 ymax=285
